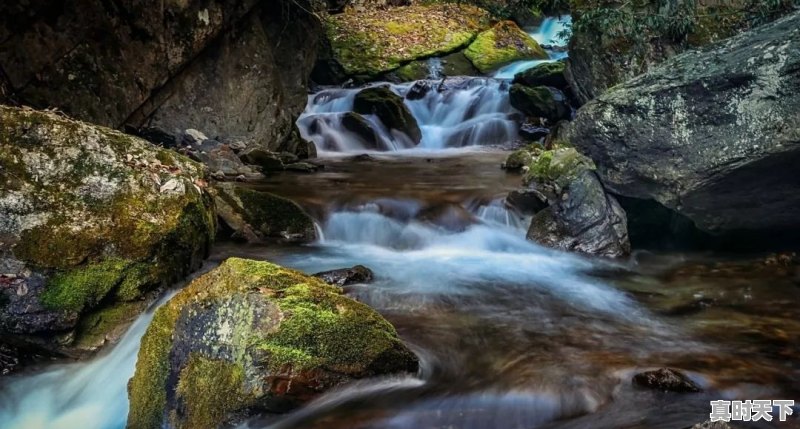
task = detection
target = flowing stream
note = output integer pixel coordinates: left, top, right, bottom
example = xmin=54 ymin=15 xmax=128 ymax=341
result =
xmin=1 ymin=15 xmax=799 ymax=429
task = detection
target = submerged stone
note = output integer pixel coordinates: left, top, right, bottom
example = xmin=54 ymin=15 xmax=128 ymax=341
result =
xmin=632 ymin=368 xmax=702 ymax=393
xmin=353 ymin=86 xmax=422 ymax=144
xmin=314 ymin=265 xmax=375 ymax=286
xmin=127 ymin=257 xmax=418 ymax=429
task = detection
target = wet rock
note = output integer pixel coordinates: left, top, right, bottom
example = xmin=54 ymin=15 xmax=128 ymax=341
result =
xmin=416 ymin=203 xmax=478 ymax=232
xmin=0 ymin=106 xmax=215 ymax=353
xmin=519 ymin=122 xmax=550 ymax=141
xmin=632 ymin=368 xmax=702 ymax=393
xmin=502 ymin=146 xmax=536 ymax=170
xmin=465 ymin=21 xmax=548 ymax=73
xmin=239 ymin=148 xmax=285 ymax=173
xmin=565 ymin=11 xmax=800 ymax=237
xmin=509 ymin=84 xmax=570 ymax=122
xmin=513 ymin=61 xmax=567 ymax=89
xmin=393 ymin=52 xmax=480 ymax=82
xmin=406 ymin=80 xmax=432 ymax=101
xmin=314 ymin=265 xmax=375 ymax=286
xmin=127 ymin=258 xmax=418 ymax=429
xmin=353 ymin=86 xmax=422 ymax=144
xmin=506 ymin=189 xmax=548 ymax=215
xmin=341 ymin=112 xmax=381 ymax=149
xmin=524 ymin=147 xmax=630 ymax=257
xmin=213 ymin=182 xmax=316 ymax=243
xmin=284 ymin=162 xmax=321 ymax=173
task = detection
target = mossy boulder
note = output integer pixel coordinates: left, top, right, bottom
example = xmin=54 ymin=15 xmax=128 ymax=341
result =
xmin=513 ymin=61 xmax=568 ymax=89
xmin=392 ymin=51 xmax=481 ymax=81
xmin=213 ymin=182 xmax=316 ymax=243
xmin=353 ymin=86 xmax=422 ymax=144
xmin=465 ymin=20 xmax=548 ymax=73
xmin=323 ymin=4 xmax=489 ymax=78
xmin=520 ymin=147 xmax=630 ymax=257
xmin=0 ymin=106 xmax=215 ymax=350
xmin=127 ymin=257 xmax=418 ymax=429
xmin=509 ymin=84 xmax=571 ymax=122
xmin=502 ymin=143 xmax=542 ymax=170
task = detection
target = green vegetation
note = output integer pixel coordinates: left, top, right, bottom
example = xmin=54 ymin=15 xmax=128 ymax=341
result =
xmin=127 ymin=258 xmax=416 ymax=429
xmin=465 ymin=21 xmax=547 ymax=73
xmin=325 ymin=4 xmax=489 ymax=76
xmin=524 ymin=146 xmax=595 ymax=187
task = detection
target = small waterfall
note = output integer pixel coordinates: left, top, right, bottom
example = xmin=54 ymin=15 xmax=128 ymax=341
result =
xmin=297 ymin=78 xmax=518 ymax=153
xmin=0 ymin=292 xmax=176 ymax=429
xmin=426 ymin=57 xmax=444 ymax=80
xmin=494 ymin=16 xmax=572 ymax=79
xmin=470 ymin=198 xmax=529 ymax=232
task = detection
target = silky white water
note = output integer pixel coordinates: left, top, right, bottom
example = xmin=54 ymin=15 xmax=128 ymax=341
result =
xmin=0 ymin=292 xmax=175 ymax=429
xmin=297 ymin=78 xmax=518 ymax=153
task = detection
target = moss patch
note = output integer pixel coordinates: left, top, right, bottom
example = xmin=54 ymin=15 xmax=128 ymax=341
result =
xmin=174 ymin=354 xmax=247 ymax=429
xmin=127 ymin=258 xmax=416 ymax=429
xmin=325 ymin=4 xmax=490 ymax=77
xmin=524 ymin=146 xmax=595 ymax=187
xmin=465 ymin=20 xmax=547 ymax=73
xmin=73 ymin=300 xmax=147 ymax=349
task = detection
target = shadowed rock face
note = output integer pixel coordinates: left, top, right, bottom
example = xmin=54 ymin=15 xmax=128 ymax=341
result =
xmin=0 ymin=0 xmax=323 ymax=153
xmin=566 ymin=11 xmax=800 ymax=236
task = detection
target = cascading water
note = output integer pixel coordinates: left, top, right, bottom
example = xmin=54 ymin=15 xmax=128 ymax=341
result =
xmin=494 ymin=16 xmax=572 ymax=79
xmin=0 ymin=292 xmax=176 ymax=429
xmin=297 ymin=78 xmax=518 ymax=153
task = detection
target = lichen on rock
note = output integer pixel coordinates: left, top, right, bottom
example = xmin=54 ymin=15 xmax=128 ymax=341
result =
xmin=323 ymin=4 xmax=490 ymax=77
xmin=0 ymin=106 xmax=216 ymax=351
xmin=465 ymin=20 xmax=547 ymax=73
xmin=127 ymin=257 xmax=418 ymax=429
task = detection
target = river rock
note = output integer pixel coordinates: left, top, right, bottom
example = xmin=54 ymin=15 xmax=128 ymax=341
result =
xmin=188 ymin=139 xmax=259 ymax=178
xmin=213 ymin=182 xmax=316 ymax=243
xmin=632 ymin=368 xmax=702 ymax=393
xmin=0 ymin=0 xmax=323 ymax=157
xmin=314 ymin=265 xmax=375 ymax=286
xmin=523 ymin=147 xmax=630 ymax=257
xmin=513 ymin=61 xmax=568 ymax=89
xmin=353 ymin=86 xmax=422 ymax=144
xmin=127 ymin=257 xmax=418 ymax=429
xmin=565 ymin=11 xmax=800 ymax=237
xmin=0 ymin=106 xmax=216 ymax=351
xmin=238 ymin=147 xmax=285 ymax=172
xmin=317 ymin=3 xmax=489 ymax=80
xmin=416 ymin=203 xmax=478 ymax=232
xmin=465 ymin=20 xmax=548 ymax=73
xmin=341 ymin=112 xmax=382 ymax=149
xmin=509 ymin=84 xmax=570 ymax=122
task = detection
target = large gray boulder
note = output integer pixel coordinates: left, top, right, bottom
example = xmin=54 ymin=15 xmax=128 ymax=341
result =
xmin=565 ymin=11 xmax=800 ymax=235
xmin=0 ymin=0 xmax=322 ymax=155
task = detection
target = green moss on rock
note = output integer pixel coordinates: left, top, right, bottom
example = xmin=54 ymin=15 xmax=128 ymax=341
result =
xmin=524 ymin=146 xmax=595 ymax=188
xmin=465 ymin=20 xmax=547 ymax=73
xmin=353 ymin=86 xmax=422 ymax=143
xmin=513 ymin=61 xmax=567 ymax=88
xmin=127 ymin=258 xmax=417 ymax=429
xmin=325 ymin=4 xmax=489 ymax=77
xmin=509 ymin=84 xmax=570 ymax=122
xmin=0 ymin=105 xmax=215 ymax=346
